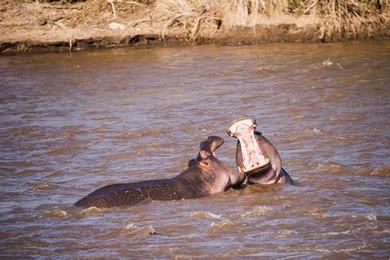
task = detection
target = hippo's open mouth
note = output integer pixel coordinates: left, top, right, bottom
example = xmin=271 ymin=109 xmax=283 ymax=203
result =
xmin=227 ymin=117 xmax=270 ymax=174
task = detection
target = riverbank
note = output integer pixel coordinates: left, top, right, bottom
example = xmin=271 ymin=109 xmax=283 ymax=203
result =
xmin=1 ymin=0 xmax=389 ymax=55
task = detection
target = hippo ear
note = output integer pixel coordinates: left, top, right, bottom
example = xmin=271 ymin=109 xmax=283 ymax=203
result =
xmin=187 ymin=158 xmax=196 ymax=167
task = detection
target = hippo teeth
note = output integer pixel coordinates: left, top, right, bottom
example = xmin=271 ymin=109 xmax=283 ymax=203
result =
xmin=239 ymin=159 xmax=271 ymax=176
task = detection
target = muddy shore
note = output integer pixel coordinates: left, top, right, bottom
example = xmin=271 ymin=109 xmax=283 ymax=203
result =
xmin=1 ymin=0 xmax=389 ymax=55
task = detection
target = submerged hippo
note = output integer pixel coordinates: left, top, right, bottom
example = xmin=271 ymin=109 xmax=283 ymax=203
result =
xmin=226 ymin=117 xmax=294 ymax=185
xmin=75 ymin=136 xmax=245 ymax=208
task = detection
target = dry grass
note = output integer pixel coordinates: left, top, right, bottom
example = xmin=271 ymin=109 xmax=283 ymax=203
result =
xmin=13 ymin=0 xmax=390 ymax=41
xmin=153 ymin=0 xmax=222 ymax=40
xmin=152 ymin=0 xmax=390 ymax=40
xmin=317 ymin=0 xmax=390 ymax=39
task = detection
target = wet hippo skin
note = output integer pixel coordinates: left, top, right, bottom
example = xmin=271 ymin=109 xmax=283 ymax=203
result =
xmin=75 ymin=136 xmax=245 ymax=208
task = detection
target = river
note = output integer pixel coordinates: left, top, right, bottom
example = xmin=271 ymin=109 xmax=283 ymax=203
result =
xmin=0 ymin=41 xmax=389 ymax=258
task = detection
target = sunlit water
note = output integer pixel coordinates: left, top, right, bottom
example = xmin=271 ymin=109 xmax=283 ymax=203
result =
xmin=0 ymin=41 xmax=389 ymax=258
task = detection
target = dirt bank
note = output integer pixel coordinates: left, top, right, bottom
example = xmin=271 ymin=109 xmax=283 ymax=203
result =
xmin=1 ymin=0 xmax=389 ymax=55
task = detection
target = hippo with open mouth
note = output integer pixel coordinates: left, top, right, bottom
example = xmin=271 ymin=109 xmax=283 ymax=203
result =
xmin=75 ymin=136 xmax=245 ymax=208
xmin=226 ymin=116 xmax=294 ymax=185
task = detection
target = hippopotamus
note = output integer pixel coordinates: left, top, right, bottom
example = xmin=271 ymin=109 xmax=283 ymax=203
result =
xmin=75 ymin=136 xmax=245 ymax=208
xmin=226 ymin=117 xmax=294 ymax=185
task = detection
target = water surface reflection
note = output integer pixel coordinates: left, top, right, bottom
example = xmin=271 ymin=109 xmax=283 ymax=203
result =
xmin=0 ymin=41 xmax=389 ymax=258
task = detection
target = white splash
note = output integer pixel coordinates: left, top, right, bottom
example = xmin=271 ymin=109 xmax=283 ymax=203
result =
xmin=210 ymin=219 xmax=234 ymax=228
xmin=189 ymin=211 xmax=222 ymax=220
xmin=240 ymin=206 xmax=273 ymax=218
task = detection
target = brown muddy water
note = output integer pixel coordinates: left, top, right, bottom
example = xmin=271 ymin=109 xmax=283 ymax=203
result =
xmin=0 ymin=41 xmax=389 ymax=258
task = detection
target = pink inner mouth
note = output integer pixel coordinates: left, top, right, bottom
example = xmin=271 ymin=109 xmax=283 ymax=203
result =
xmin=227 ymin=118 xmax=270 ymax=173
